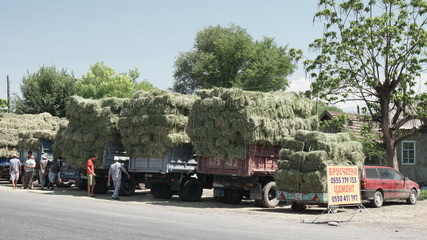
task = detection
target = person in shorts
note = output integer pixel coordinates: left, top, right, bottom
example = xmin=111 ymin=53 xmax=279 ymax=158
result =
xmin=47 ymin=159 xmax=59 ymax=190
xmin=9 ymin=154 xmax=21 ymax=190
xmin=87 ymin=154 xmax=97 ymax=197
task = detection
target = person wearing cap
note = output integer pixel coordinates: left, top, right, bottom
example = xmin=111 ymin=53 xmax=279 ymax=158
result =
xmin=107 ymin=158 xmax=131 ymax=200
xmin=24 ymin=155 xmax=36 ymax=189
xmin=87 ymin=154 xmax=97 ymax=197
xmin=39 ymin=155 xmax=48 ymax=190
xmin=9 ymin=153 xmax=21 ymax=190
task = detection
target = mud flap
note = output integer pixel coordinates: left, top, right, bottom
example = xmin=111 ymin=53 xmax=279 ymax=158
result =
xmin=250 ymin=184 xmax=262 ymax=200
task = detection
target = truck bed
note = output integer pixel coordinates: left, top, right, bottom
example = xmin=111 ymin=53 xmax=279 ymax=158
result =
xmin=197 ymin=145 xmax=280 ymax=177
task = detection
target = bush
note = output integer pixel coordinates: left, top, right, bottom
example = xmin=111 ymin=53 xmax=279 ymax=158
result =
xmin=418 ymin=190 xmax=427 ymax=201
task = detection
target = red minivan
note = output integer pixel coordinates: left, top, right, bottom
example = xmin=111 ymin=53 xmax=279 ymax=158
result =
xmin=360 ymin=166 xmax=420 ymax=207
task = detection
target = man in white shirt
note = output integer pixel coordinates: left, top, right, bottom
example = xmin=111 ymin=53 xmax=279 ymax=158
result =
xmin=24 ymin=155 xmax=36 ymax=189
xmin=9 ymin=154 xmax=21 ymax=190
xmin=107 ymin=159 xmax=130 ymax=200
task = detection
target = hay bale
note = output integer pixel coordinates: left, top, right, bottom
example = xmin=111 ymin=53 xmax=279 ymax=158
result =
xmin=118 ymin=90 xmax=196 ymax=157
xmin=188 ymin=88 xmax=317 ymax=160
xmin=52 ymin=96 xmax=124 ymax=167
xmin=0 ymin=113 xmax=65 ymax=156
xmin=274 ymin=169 xmax=302 ymax=192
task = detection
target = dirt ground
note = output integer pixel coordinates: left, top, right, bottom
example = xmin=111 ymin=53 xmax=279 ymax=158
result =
xmin=1 ymin=180 xmax=426 ymax=238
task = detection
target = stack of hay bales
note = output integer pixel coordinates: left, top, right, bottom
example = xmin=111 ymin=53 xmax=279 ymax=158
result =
xmin=0 ymin=113 xmax=64 ymax=157
xmin=118 ymin=90 xmax=197 ymax=157
xmin=187 ymin=88 xmax=319 ymax=160
xmin=53 ymin=96 xmax=125 ymax=167
xmin=274 ymin=130 xmax=365 ymax=193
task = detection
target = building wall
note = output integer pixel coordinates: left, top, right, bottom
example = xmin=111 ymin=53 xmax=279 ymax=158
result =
xmin=397 ymin=134 xmax=427 ymax=186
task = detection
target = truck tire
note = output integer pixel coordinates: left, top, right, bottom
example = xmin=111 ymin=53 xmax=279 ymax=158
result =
xmin=152 ymin=183 xmax=173 ymax=199
xmin=94 ymin=177 xmax=109 ymax=194
xmin=181 ymin=179 xmax=203 ymax=201
xmin=120 ymin=177 xmax=136 ymax=196
xmin=261 ymin=181 xmax=279 ymax=208
xmin=224 ymin=188 xmax=243 ymax=204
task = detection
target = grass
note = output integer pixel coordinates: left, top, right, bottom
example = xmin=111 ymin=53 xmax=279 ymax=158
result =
xmin=418 ymin=190 xmax=427 ymax=201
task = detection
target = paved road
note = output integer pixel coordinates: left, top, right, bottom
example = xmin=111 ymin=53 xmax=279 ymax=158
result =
xmin=0 ymin=186 xmax=414 ymax=240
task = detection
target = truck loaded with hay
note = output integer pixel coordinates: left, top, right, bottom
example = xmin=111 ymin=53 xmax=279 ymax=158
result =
xmin=0 ymin=112 xmax=64 ymax=182
xmin=274 ymin=130 xmax=365 ymax=211
xmin=118 ymin=90 xmax=212 ymax=200
xmin=187 ymin=88 xmax=318 ymax=207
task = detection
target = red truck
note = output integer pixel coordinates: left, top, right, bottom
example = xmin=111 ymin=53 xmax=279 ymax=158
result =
xmin=197 ymin=145 xmax=281 ymax=208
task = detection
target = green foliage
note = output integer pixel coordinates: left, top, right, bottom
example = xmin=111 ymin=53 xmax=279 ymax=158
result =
xmin=419 ymin=190 xmax=427 ymax=201
xmin=358 ymin=118 xmax=386 ymax=165
xmin=76 ymin=62 xmax=135 ymax=99
xmin=320 ymin=113 xmax=351 ymax=132
xmin=304 ymin=0 xmax=427 ymax=168
xmin=13 ymin=66 xmax=76 ymax=117
xmin=134 ymin=80 xmax=158 ymax=92
xmin=0 ymin=98 xmax=7 ymax=112
xmin=172 ymin=24 xmax=297 ymax=94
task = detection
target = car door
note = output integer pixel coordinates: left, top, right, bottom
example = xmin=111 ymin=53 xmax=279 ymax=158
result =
xmin=386 ymin=168 xmax=407 ymax=199
xmin=377 ymin=168 xmax=396 ymax=199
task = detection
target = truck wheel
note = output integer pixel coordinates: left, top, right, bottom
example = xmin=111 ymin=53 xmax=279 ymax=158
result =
xmin=78 ymin=179 xmax=87 ymax=190
xmin=181 ymin=179 xmax=203 ymax=201
xmin=94 ymin=180 xmax=109 ymax=194
xmin=152 ymin=183 xmax=173 ymax=199
xmin=291 ymin=203 xmax=306 ymax=211
xmin=261 ymin=182 xmax=279 ymax=208
xmin=224 ymin=188 xmax=243 ymax=204
xmin=120 ymin=177 xmax=136 ymax=196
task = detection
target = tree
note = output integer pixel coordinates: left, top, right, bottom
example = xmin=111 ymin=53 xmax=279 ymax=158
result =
xmin=304 ymin=0 xmax=427 ymax=170
xmin=0 ymin=98 xmax=7 ymax=112
xmin=76 ymin=62 xmax=136 ymax=99
xmin=13 ymin=66 xmax=76 ymax=117
xmin=172 ymin=24 xmax=296 ymax=94
xmin=134 ymin=80 xmax=158 ymax=92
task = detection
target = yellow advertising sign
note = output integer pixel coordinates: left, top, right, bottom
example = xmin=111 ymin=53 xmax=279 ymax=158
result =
xmin=327 ymin=166 xmax=361 ymax=206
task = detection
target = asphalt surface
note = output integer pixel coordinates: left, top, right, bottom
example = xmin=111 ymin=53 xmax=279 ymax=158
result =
xmin=0 ymin=184 xmax=420 ymax=240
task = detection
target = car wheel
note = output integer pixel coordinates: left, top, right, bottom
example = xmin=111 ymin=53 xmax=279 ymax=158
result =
xmin=406 ymin=189 xmax=417 ymax=205
xmin=370 ymin=190 xmax=383 ymax=208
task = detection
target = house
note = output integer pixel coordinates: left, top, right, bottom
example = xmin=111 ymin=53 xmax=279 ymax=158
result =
xmin=321 ymin=110 xmax=427 ymax=186
xmin=396 ymin=119 xmax=427 ymax=186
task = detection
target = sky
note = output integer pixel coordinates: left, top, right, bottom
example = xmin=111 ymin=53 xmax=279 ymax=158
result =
xmin=1 ymin=1 xmax=425 ymax=113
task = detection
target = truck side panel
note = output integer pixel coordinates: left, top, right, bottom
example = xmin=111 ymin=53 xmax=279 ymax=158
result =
xmin=197 ymin=145 xmax=280 ymax=177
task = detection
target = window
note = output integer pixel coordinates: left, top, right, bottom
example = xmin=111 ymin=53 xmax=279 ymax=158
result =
xmin=401 ymin=141 xmax=416 ymax=165
xmin=378 ymin=168 xmax=393 ymax=180
xmin=386 ymin=168 xmax=404 ymax=181
xmin=365 ymin=168 xmax=379 ymax=179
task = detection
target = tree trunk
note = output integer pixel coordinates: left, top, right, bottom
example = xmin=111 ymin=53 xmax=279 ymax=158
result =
xmin=385 ymin=139 xmax=399 ymax=171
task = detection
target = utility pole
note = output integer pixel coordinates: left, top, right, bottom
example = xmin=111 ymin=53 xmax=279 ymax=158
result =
xmin=7 ymin=75 xmax=10 ymax=112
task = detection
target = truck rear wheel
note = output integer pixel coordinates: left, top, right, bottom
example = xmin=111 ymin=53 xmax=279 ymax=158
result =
xmin=120 ymin=177 xmax=136 ymax=196
xmin=181 ymin=179 xmax=203 ymax=201
xmin=261 ymin=181 xmax=279 ymax=208
xmin=152 ymin=183 xmax=173 ymax=199
xmin=224 ymin=188 xmax=243 ymax=204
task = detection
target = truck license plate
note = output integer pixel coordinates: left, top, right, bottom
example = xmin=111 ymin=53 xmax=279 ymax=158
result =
xmin=213 ymin=183 xmax=224 ymax=187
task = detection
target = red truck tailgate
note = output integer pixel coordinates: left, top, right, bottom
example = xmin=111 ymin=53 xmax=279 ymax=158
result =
xmin=197 ymin=145 xmax=280 ymax=177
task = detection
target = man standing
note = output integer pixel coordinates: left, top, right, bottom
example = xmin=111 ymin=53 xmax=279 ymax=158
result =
xmin=87 ymin=154 xmax=97 ymax=197
xmin=39 ymin=155 xmax=48 ymax=190
xmin=107 ymin=158 xmax=131 ymax=200
xmin=47 ymin=159 xmax=59 ymax=190
xmin=9 ymin=154 xmax=21 ymax=190
xmin=24 ymin=155 xmax=36 ymax=189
